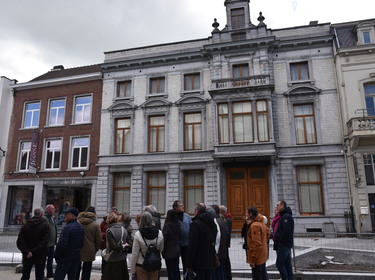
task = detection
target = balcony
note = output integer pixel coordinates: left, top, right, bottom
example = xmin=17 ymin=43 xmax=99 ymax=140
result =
xmin=211 ymin=75 xmax=271 ymax=90
xmin=347 ymin=110 xmax=375 ymax=148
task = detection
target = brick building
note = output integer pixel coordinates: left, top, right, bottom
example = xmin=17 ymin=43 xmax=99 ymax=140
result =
xmin=0 ymin=65 xmax=102 ymax=227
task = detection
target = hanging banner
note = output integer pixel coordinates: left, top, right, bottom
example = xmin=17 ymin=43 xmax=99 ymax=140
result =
xmin=29 ymin=131 xmax=40 ymax=174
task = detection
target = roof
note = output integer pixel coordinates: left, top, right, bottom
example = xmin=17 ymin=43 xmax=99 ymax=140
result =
xmin=334 ymin=25 xmax=357 ymax=48
xmin=30 ymin=64 xmax=102 ymax=82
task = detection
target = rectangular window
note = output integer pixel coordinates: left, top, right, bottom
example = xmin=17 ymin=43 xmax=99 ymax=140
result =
xmin=233 ymin=64 xmax=249 ymax=78
xmin=115 ymin=119 xmax=131 ymax=154
xmin=218 ymin=104 xmax=229 ymax=144
xmin=364 ymin=83 xmax=375 ymax=116
xmin=233 ymin=101 xmax=253 ymax=143
xmin=184 ymin=113 xmax=202 ymax=151
xmin=256 ymin=100 xmax=269 ymax=142
xmin=364 ymin=154 xmax=375 ymax=185
xmin=148 ymin=172 xmax=166 ymax=214
xmin=149 ymin=77 xmax=165 ymax=94
xmin=184 ymin=170 xmax=204 ymax=215
xmin=45 ymin=139 xmax=62 ymax=170
xmin=48 ymin=99 xmax=65 ymax=126
xmin=117 ymin=81 xmax=132 ymax=98
xmin=74 ymin=96 xmax=92 ymax=124
xmin=19 ymin=141 xmax=31 ymax=171
xmin=290 ymin=62 xmax=309 ymax=81
xmin=148 ymin=116 xmax=165 ymax=152
xmin=24 ymin=102 xmax=40 ymax=128
xmin=294 ymin=104 xmax=317 ymax=144
xmin=363 ymin=31 xmax=371 ymax=44
xmin=297 ymin=166 xmax=323 ymax=215
xmin=113 ymin=173 xmax=131 ymax=213
xmin=184 ymin=73 xmax=200 ymax=91
xmin=71 ymin=137 xmax=89 ymax=169
xmin=8 ymin=186 xmax=34 ymax=225
xmin=231 ymin=8 xmax=245 ymax=29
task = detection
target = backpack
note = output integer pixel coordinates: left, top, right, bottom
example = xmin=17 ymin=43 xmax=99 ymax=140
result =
xmin=141 ymin=233 xmax=162 ymax=272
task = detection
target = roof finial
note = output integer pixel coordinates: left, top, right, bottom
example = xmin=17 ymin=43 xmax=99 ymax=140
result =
xmin=212 ymin=18 xmax=220 ymax=33
xmin=257 ymin=12 xmax=265 ymax=26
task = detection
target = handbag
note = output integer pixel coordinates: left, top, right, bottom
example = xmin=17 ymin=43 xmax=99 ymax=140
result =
xmin=101 ymin=248 xmax=113 ymax=262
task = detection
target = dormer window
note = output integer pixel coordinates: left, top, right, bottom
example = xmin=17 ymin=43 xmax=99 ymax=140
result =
xmin=363 ymin=31 xmax=372 ymax=44
xmin=231 ymin=8 xmax=245 ymax=29
xmin=355 ymin=21 xmax=375 ymax=45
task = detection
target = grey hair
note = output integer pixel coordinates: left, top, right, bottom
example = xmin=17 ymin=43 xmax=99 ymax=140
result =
xmin=34 ymin=207 xmax=44 ymax=217
xmin=144 ymin=204 xmax=158 ymax=214
xmin=139 ymin=211 xmax=153 ymax=229
xmin=219 ymin=205 xmax=227 ymax=213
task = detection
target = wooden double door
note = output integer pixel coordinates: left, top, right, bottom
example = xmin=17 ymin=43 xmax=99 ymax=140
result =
xmin=226 ymin=167 xmax=270 ymax=231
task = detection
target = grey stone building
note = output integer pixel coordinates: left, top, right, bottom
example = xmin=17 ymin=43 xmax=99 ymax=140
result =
xmin=333 ymin=19 xmax=375 ymax=233
xmin=97 ymin=0 xmax=351 ymax=233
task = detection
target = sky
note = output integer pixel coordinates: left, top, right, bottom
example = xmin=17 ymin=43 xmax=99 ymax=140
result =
xmin=1 ymin=0 xmax=374 ymax=83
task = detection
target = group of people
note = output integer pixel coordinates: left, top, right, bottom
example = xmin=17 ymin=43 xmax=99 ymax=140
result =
xmin=242 ymin=200 xmax=294 ymax=280
xmin=16 ymin=199 xmax=294 ymax=280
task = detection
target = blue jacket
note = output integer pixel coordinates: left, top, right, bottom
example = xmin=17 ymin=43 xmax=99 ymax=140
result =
xmin=54 ymin=218 xmax=84 ymax=263
xmin=274 ymin=207 xmax=294 ymax=249
xmin=181 ymin=213 xmax=192 ymax=246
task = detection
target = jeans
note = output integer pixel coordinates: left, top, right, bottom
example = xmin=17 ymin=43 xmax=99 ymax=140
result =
xmin=276 ymin=245 xmax=294 ymax=280
xmin=77 ymin=261 xmax=93 ymax=280
xmin=54 ymin=261 xmax=80 ymax=280
xmin=46 ymin=246 xmax=55 ymax=277
xmin=165 ymin=258 xmax=180 ymax=280
xmin=21 ymin=262 xmax=45 ymax=280
xmin=251 ymin=263 xmax=268 ymax=280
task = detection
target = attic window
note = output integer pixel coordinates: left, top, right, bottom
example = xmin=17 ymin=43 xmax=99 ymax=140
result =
xmin=363 ymin=31 xmax=371 ymax=44
xmin=231 ymin=8 xmax=245 ymax=29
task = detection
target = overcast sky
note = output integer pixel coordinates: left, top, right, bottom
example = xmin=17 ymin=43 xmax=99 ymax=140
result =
xmin=1 ymin=0 xmax=374 ymax=83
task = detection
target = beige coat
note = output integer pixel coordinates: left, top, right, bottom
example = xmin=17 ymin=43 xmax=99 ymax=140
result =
xmin=78 ymin=212 xmax=102 ymax=261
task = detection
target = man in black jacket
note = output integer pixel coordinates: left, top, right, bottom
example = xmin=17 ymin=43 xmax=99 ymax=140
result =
xmin=274 ymin=200 xmax=294 ymax=280
xmin=17 ymin=207 xmax=51 ymax=280
xmin=186 ymin=202 xmax=217 ymax=280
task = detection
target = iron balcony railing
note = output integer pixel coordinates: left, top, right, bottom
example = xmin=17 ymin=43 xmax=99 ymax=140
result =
xmin=212 ymin=74 xmax=270 ymax=89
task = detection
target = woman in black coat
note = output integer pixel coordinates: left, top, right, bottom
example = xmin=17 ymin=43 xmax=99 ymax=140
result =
xmin=162 ymin=209 xmax=182 ymax=280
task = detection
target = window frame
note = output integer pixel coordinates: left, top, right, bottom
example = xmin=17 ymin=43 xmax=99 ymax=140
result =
xmin=290 ymin=61 xmax=310 ymax=81
xmin=256 ymin=100 xmax=270 ymax=142
xmin=44 ymin=138 xmax=62 ymax=171
xmin=149 ymin=77 xmax=165 ymax=95
xmin=70 ymin=136 xmax=90 ymax=169
xmin=233 ymin=64 xmax=249 ymax=78
xmin=297 ymin=165 xmax=324 ymax=215
xmin=183 ymin=73 xmax=201 ymax=92
xmin=117 ymin=80 xmax=132 ymax=98
xmin=115 ymin=118 xmax=131 ymax=154
xmin=23 ymin=101 xmax=41 ymax=129
xmin=184 ymin=170 xmax=204 ymax=215
xmin=364 ymin=83 xmax=375 ymax=116
xmin=184 ymin=112 xmax=202 ymax=151
xmin=293 ymin=104 xmax=317 ymax=145
xmin=148 ymin=115 xmax=165 ymax=153
xmin=231 ymin=7 xmax=245 ymax=29
xmin=218 ymin=103 xmax=230 ymax=144
xmin=48 ymin=98 xmax=65 ymax=127
xmin=232 ymin=101 xmax=254 ymax=143
xmin=364 ymin=154 xmax=375 ymax=185
xmin=113 ymin=173 xmax=131 ymax=213
xmin=73 ymin=95 xmax=92 ymax=124
xmin=18 ymin=141 xmax=31 ymax=172
xmin=147 ymin=171 xmax=166 ymax=215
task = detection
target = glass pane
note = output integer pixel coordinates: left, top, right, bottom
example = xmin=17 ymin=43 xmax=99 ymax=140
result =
xmin=194 ymin=124 xmax=202 ymax=149
xmin=81 ymin=147 xmax=88 ymax=167
xmin=300 ymin=184 xmax=322 ymax=213
xmin=124 ymin=129 xmax=130 ymax=153
xmin=194 ymin=75 xmax=200 ymax=90
xmin=305 ymin=117 xmax=316 ymax=143
xmin=116 ymin=131 xmax=123 ymax=153
xmin=219 ymin=115 xmax=229 ymax=143
xmin=185 ymin=125 xmax=193 ymax=150
xmin=149 ymin=188 xmax=166 ymax=214
xmin=149 ymin=173 xmax=166 ymax=187
xmin=185 ymin=187 xmax=204 ymax=214
xmin=250 ymin=169 xmax=266 ymax=179
xmin=115 ymin=174 xmax=131 ymax=187
xmin=290 ymin=64 xmax=298 ymax=81
xmin=230 ymin=171 xmax=244 ymax=180
xmin=233 ymin=102 xmax=251 ymax=113
xmin=158 ymin=127 xmax=165 ymax=151
xmin=300 ymin=64 xmax=309 ymax=80
xmin=149 ymin=127 xmax=157 ymax=152
xmin=363 ymin=31 xmax=371 ymax=44
xmin=298 ymin=166 xmax=320 ymax=182
xmin=365 ymin=165 xmax=375 ymax=185
xmin=185 ymin=113 xmax=201 ymax=123
xmin=185 ymin=171 xmax=203 ymax=185
xmin=114 ymin=189 xmax=130 ymax=213
xmin=234 ymin=115 xmax=253 ymax=142
xmin=257 ymin=114 xmax=269 ymax=141
xmin=256 ymin=100 xmax=267 ymax=112
xmin=72 ymin=148 xmax=80 ymax=168
xmin=117 ymin=119 xmax=130 ymax=129
xmin=150 ymin=116 xmax=164 ymax=126
xmin=295 ymin=118 xmax=305 ymax=144
xmin=8 ymin=186 xmax=34 ymax=225
xmin=54 ymin=151 xmax=60 ymax=169
xmin=185 ymin=76 xmax=192 ymax=91
xmin=218 ymin=104 xmax=228 ymax=114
